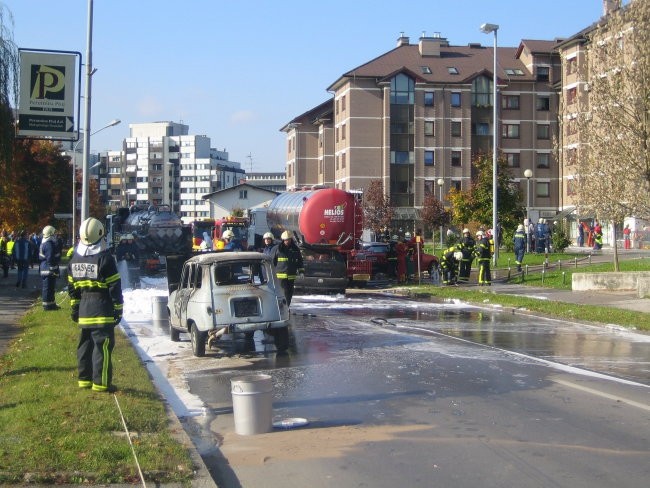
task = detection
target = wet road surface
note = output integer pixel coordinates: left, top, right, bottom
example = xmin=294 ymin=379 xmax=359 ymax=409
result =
xmin=166 ymin=293 xmax=650 ymax=488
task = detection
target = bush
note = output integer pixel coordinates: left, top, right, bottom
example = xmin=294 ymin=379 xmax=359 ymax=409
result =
xmin=552 ymin=223 xmax=572 ymax=252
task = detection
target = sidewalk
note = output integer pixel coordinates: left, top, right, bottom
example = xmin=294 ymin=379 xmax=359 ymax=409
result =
xmin=0 ymin=266 xmax=42 ymax=356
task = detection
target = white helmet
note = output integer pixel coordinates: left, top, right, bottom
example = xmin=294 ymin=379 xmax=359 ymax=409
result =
xmin=463 ymin=228 xmax=470 ymax=234
xmin=281 ymin=230 xmax=292 ymax=240
xmin=263 ymin=232 xmax=274 ymax=240
xmin=517 ymin=224 xmax=525 ymax=232
xmin=405 ymin=232 xmax=412 ymax=239
xmin=42 ymin=225 xmax=56 ymax=238
xmin=476 ymin=230 xmax=484 ymax=237
xmin=222 ymin=230 xmax=235 ymax=240
xmin=79 ymin=217 xmax=105 ymax=245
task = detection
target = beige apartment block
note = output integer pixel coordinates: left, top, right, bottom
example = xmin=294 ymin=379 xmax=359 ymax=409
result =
xmin=284 ymin=32 xmax=561 ymax=226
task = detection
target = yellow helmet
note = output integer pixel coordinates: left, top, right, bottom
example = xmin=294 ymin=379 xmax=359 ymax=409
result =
xmin=79 ymin=218 xmax=105 ymax=245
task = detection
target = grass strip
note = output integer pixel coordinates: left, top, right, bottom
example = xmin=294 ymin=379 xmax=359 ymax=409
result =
xmin=0 ymin=294 xmax=194 ymax=485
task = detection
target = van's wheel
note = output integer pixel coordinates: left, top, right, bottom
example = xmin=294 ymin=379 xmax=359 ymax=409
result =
xmin=190 ymin=323 xmax=206 ymax=357
xmin=170 ymin=324 xmax=180 ymax=342
xmin=274 ymin=326 xmax=289 ymax=353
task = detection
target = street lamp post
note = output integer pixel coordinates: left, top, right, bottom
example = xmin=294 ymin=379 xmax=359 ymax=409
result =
xmin=71 ymin=119 xmax=121 ymax=243
xmin=437 ymin=178 xmax=444 ymax=250
xmin=480 ymin=22 xmax=499 ymax=266
xmin=524 ymin=169 xmax=533 ymax=252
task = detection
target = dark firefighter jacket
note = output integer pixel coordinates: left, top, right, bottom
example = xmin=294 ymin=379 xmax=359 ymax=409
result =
xmin=271 ymin=241 xmax=303 ymax=280
xmin=67 ymin=243 xmax=123 ymax=327
xmin=475 ymin=237 xmax=492 ymax=261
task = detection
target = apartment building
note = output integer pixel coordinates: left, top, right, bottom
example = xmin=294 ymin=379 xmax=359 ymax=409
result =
xmin=101 ymin=121 xmax=244 ymax=224
xmin=283 ymin=33 xmax=561 ymax=227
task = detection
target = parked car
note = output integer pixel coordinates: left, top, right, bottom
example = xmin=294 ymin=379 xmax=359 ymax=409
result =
xmin=167 ymin=252 xmax=290 ymax=357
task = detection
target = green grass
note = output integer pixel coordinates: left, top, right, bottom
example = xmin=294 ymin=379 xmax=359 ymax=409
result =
xmin=0 ymin=296 xmax=194 ymax=485
xmin=406 ymin=251 xmax=650 ymax=331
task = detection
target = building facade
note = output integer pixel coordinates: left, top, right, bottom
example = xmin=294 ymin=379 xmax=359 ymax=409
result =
xmin=284 ymin=33 xmax=561 ymax=225
xmin=100 ymin=121 xmax=244 ymax=224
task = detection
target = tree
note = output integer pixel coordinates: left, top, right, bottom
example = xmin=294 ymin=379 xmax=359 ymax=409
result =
xmin=419 ymin=192 xmax=451 ymax=241
xmin=0 ymin=3 xmax=18 ymax=183
xmin=575 ymin=0 xmax=650 ymax=270
xmin=447 ymin=152 xmax=523 ymax=231
xmin=362 ymin=179 xmax=394 ymax=237
xmin=0 ymin=139 xmax=72 ymax=232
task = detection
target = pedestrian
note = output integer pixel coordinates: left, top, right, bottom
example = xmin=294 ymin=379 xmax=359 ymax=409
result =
xmin=535 ymin=219 xmax=546 ymax=253
xmin=29 ymin=232 xmax=40 ymax=268
xmin=269 ymin=230 xmax=303 ymax=307
xmin=440 ymin=245 xmax=460 ymax=285
xmin=0 ymin=230 xmax=9 ymax=278
xmin=67 ymin=217 xmax=123 ymax=392
xmin=623 ymin=224 xmax=631 ymax=250
xmin=513 ymin=224 xmax=526 ymax=272
xmin=458 ymin=228 xmax=475 ymax=283
xmin=474 ymin=230 xmax=492 ymax=286
xmin=39 ymin=225 xmax=61 ymax=311
xmin=387 ymin=236 xmax=398 ymax=279
xmin=12 ymin=230 xmax=31 ymax=288
xmin=577 ymin=222 xmax=585 ymax=247
xmin=261 ymin=232 xmax=276 ymax=257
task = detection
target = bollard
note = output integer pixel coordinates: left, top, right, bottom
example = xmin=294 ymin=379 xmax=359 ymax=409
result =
xmin=541 ymin=269 xmax=545 ymax=284
xmin=231 ymin=374 xmax=273 ymax=435
xmin=589 ymin=254 xmax=592 ymax=265
xmin=574 ymin=257 xmax=578 ymax=269
xmin=558 ymin=260 xmax=562 ymax=269
xmin=525 ymin=264 xmax=529 ymax=276
xmin=562 ymin=271 xmax=566 ymax=285
xmin=151 ymin=296 xmax=168 ymax=329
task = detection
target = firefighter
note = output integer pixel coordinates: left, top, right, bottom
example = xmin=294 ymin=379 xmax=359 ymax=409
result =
xmin=261 ymin=232 xmax=276 ymax=257
xmin=458 ymin=228 xmax=475 ymax=282
xmin=387 ymin=236 xmax=399 ymax=279
xmin=513 ymin=224 xmax=526 ymax=272
xmin=39 ymin=225 xmax=61 ymax=310
xmin=440 ymin=245 xmax=461 ymax=285
xmin=270 ymin=230 xmax=303 ymax=307
xmin=222 ymin=229 xmax=244 ymax=251
xmin=474 ymin=230 xmax=492 ymax=286
xmin=67 ymin=217 xmax=123 ymax=392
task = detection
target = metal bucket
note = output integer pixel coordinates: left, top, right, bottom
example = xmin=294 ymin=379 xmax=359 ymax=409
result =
xmin=231 ymin=374 xmax=273 ymax=435
xmin=151 ymin=296 xmax=168 ymax=329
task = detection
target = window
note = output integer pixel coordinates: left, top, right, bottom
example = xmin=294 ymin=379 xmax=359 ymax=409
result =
xmin=537 ymin=124 xmax=550 ymax=140
xmin=421 ymin=66 xmax=432 ymax=74
xmin=502 ymin=124 xmax=520 ymax=139
xmin=424 ymin=92 xmax=434 ymax=106
xmin=451 ymin=150 xmax=461 ymax=167
xmin=341 ymin=152 xmax=346 ymax=168
xmin=536 ymin=153 xmax=550 ymax=168
xmin=238 ymin=189 xmax=248 ymax=199
xmin=536 ymin=96 xmax=550 ymax=111
xmin=567 ymin=87 xmax=577 ymax=105
xmin=567 ymin=178 xmax=577 ymax=196
xmin=451 ymin=121 xmax=461 ymax=137
xmin=342 ymin=123 xmax=346 ymax=140
xmin=566 ymin=57 xmax=577 ymax=75
xmin=448 ymin=67 xmax=459 ymax=75
xmin=473 ymin=123 xmax=490 ymax=136
xmin=536 ymin=181 xmax=550 ymax=197
xmin=424 ymin=121 xmax=434 ymax=136
xmin=450 ymin=92 xmax=461 ymax=107
xmin=566 ymin=148 xmax=577 ymax=166
xmin=504 ymin=68 xmax=525 ymax=76
xmin=502 ymin=95 xmax=520 ymax=110
xmin=537 ymin=66 xmax=550 ymax=82
xmin=472 ymin=76 xmax=491 ymax=106
xmin=452 ymin=180 xmax=462 ymax=191
xmin=341 ymin=95 xmax=346 ymax=111
xmin=505 ymin=152 xmax=520 ymax=168
xmin=424 ymin=150 xmax=434 ymax=166
xmin=391 ymin=73 xmax=415 ymax=104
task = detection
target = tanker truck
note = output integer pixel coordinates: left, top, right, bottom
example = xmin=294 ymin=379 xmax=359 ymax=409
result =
xmin=265 ymin=188 xmax=365 ymax=294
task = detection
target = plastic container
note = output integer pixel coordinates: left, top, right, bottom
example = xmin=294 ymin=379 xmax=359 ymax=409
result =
xmin=151 ymin=295 xmax=168 ymax=329
xmin=231 ymin=374 xmax=273 ymax=435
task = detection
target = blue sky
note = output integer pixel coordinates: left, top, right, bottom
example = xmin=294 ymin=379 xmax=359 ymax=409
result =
xmin=5 ymin=0 xmax=612 ymax=172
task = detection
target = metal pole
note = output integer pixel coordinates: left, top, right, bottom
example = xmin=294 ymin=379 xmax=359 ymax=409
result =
xmin=439 ymin=183 xmax=443 ymax=250
xmin=491 ymin=28 xmax=498 ymax=266
xmin=526 ymin=176 xmax=531 ymax=252
xmin=81 ymin=0 xmax=94 ymax=223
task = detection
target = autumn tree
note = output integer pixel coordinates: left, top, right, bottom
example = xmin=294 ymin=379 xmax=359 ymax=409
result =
xmin=574 ymin=0 xmax=650 ymax=269
xmin=419 ymin=192 xmax=451 ymax=241
xmin=447 ymin=152 xmax=523 ymax=231
xmin=0 ymin=139 xmax=73 ymax=232
xmin=361 ymin=179 xmax=394 ymax=237
xmin=0 ymin=3 xmax=18 ymax=185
